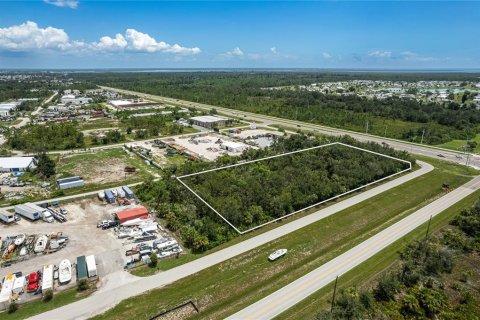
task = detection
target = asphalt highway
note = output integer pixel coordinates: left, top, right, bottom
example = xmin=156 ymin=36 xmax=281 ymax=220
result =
xmin=100 ymin=86 xmax=480 ymax=169
xmin=227 ymin=174 xmax=480 ymax=320
xmin=30 ymin=162 xmax=432 ymax=320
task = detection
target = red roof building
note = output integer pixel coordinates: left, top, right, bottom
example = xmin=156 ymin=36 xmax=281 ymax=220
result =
xmin=115 ymin=206 xmax=149 ymax=224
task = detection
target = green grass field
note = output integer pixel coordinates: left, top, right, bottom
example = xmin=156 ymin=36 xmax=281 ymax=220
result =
xmin=91 ymin=158 xmax=476 ymax=320
xmin=436 ymin=133 xmax=480 ymax=153
xmin=2 ymin=288 xmax=92 ymax=320
xmin=276 ymin=188 xmax=480 ymax=319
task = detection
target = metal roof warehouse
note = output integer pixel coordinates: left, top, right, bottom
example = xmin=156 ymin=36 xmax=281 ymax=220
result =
xmin=0 ymin=157 xmax=35 ymax=172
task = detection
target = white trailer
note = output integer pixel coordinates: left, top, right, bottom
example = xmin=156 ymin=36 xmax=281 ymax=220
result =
xmin=42 ymin=264 xmax=54 ymax=292
xmin=0 ymin=209 xmax=15 ymax=224
xmin=12 ymin=276 xmax=26 ymax=294
xmin=157 ymin=240 xmax=178 ymax=252
xmin=85 ymin=255 xmax=97 ymax=277
xmin=0 ymin=274 xmax=15 ymax=309
xmin=14 ymin=202 xmax=43 ymax=221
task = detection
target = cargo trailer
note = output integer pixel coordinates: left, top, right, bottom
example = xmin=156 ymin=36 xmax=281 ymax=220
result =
xmin=76 ymin=256 xmax=88 ymax=281
xmin=104 ymin=190 xmax=115 ymax=204
xmin=0 ymin=209 xmax=15 ymax=224
xmin=42 ymin=264 xmax=54 ymax=292
xmin=122 ymin=185 xmax=134 ymax=199
xmin=85 ymin=255 xmax=97 ymax=277
xmin=14 ymin=202 xmax=44 ymax=220
xmin=0 ymin=274 xmax=15 ymax=309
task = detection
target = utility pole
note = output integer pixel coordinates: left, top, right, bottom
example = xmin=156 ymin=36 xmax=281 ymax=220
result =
xmin=420 ymin=128 xmax=426 ymax=144
xmin=384 ymin=125 xmax=388 ymax=137
xmin=330 ymin=275 xmax=339 ymax=313
xmin=424 ymin=215 xmax=432 ymax=241
xmin=365 ymin=120 xmax=369 ymax=134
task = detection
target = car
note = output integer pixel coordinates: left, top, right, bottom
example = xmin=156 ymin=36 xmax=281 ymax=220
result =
xmin=437 ymin=154 xmax=445 ymax=158
xmin=97 ymin=220 xmax=113 ymax=228
xmin=27 ymin=272 xmax=40 ymax=292
xmin=102 ymin=221 xmax=118 ymax=230
xmin=14 ymin=215 xmax=21 ymax=222
xmin=455 ymin=155 xmax=463 ymax=159
xmin=297 ymin=124 xmax=301 ymax=127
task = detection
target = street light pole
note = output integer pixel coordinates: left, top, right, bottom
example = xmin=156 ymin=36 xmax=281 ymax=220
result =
xmin=420 ymin=128 xmax=425 ymax=144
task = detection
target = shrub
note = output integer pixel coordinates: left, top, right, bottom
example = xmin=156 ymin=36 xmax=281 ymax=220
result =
xmin=149 ymin=252 xmax=158 ymax=268
xmin=77 ymin=279 xmax=89 ymax=292
xmin=8 ymin=301 xmax=18 ymax=313
xmin=43 ymin=289 xmax=53 ymax=302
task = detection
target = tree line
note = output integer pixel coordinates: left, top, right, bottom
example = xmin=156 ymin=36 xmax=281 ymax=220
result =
xmin=78 ymin=72 xmax=480 ymax=145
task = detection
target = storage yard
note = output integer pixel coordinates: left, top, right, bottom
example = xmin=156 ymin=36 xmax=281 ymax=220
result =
xmin=0 ymin=185 xmax=182 ymax=310
xmin=161 ymin=132 xmax=254 ymax=161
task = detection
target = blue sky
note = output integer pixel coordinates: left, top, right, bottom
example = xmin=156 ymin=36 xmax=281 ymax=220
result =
xmin=0 ymin=1 xmax=479 ymax=69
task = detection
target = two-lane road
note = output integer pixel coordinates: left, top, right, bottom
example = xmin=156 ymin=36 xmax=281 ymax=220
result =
xmin=226 ymin=175 xmax=480 ymax=320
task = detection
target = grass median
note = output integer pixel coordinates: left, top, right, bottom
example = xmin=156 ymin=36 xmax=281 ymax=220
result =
xmin=92 ymin=158 xmax=476 ymax=320
xmin=276 ymin=188 xmax=480 ymax=320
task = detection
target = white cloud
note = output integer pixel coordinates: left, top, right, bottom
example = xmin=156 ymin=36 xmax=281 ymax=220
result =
xmin=95 ymin=34 xmax=128 ymax=51
xmin=0 ymin=21 xmax=69 ymax=51
xmin=0 ymin=21 xmax=201 ymax=56
xmin=322 ymin=52 xmax=332 ymax=59
xmin=368 ymin=50 xmax=392 ymax=58
xmin=270 ymin=47 xmax=277 ymax=54
xmin=400 ymin=51 xmax=436 ymax=62
xmin=44 ymin=0 xmax=79 ymax=9
xmin=223 ymin=47 xmax=244 ymax=57
xmin=122 ymin=29 xmax=200 ymax=55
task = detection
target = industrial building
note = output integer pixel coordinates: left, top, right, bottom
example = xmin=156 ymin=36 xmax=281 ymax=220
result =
xmin=221 ymin=141 xmax=248 ymax=153
xmin=0 ymin=156 xmax=35 ymax=172
xmin=190 ymin=115 xmax=229 ymax=128
xmin=0 ymin=102 xmax=19 ymax=117
xmin=57 ymin=176 xmax=85 ymax=190
xmin=115 ymin=206 xmax=149 ymax=224
xmin=60 ymin=95 xmax=92 ymax=105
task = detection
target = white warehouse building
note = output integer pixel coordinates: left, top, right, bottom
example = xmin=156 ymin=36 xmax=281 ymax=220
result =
xmin=0 ymin=157 xmax=35 ymax=172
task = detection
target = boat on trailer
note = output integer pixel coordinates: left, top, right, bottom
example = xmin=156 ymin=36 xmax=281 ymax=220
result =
xmin=58 ymin=259 xmax=72 ymax=284
xmin=14 ymin=234 xmax=26 ymax=246
xmin=268 ymin=248 xmax=288 ymax=261
xmin=34 ymin=235 xmax=48 ymax=253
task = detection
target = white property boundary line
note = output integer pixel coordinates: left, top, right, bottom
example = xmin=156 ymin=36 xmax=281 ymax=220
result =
xmin=177 ymin=142 xmax=412 ymax=234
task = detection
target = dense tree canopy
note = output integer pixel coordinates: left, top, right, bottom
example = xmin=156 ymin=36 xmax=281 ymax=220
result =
xmin=6 ymin=122 xmax=85 ymax=152
xmin=135 ymin=134 xmax=413 ymax=251
xmin=79 ymin=72 xmax=480 ymax=144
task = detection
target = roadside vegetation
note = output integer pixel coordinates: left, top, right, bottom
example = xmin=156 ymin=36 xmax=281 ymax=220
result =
xmin=92 ymin=156 xmax=475 ymax=320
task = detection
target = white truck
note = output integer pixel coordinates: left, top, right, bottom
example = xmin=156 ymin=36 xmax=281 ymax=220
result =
xmin=42 ymin=210 xmax=54 ymax=223
xmin=0 ymin=209 xmax=15 ymax=224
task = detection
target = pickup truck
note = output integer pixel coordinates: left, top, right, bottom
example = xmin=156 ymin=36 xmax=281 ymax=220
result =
xmin=42 ymin=210 xmax=54 ymax=223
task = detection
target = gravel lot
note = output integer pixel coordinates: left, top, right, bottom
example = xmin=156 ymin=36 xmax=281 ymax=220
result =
xmin=0 ymin=199 xmax=128 ymax=282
